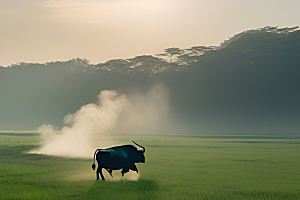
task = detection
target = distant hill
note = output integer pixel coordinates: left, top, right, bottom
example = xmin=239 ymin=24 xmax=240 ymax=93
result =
xmin=1 ymin=26 xmax=299 ymax=134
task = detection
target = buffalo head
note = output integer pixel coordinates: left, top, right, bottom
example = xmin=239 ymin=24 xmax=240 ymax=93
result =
xmin=132 ymin=140 xmax=145 ymax=163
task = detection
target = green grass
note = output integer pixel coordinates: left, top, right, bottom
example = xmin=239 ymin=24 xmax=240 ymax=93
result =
xmin=0 ymin=133 xmax=300 ymax=199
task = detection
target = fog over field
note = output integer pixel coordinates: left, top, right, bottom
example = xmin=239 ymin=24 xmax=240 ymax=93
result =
xmin=1 ymin=26 xmax=300 ymax=136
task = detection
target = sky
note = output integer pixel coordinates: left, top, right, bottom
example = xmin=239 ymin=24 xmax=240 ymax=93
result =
xmin=0 ymin=0 xmax=299 ymax=67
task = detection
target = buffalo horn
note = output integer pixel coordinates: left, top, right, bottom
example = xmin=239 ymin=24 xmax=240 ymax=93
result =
xmin=132 ymin=140 xmax=145 ymax=153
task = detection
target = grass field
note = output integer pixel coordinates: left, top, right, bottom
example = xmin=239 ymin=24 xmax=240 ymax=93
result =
xmin=0 ymin=133 xmax=299 ymax=199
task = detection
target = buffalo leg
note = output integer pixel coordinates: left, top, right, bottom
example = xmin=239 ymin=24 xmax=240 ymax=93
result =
xmin=121 ymin=168 xmax=129 ymax=177
xmin=131 ymin=164 xmax=138 ymax=173
xmin=96 ymin=167 xmax=100 ymax=180
xmin=100 ymin=168 xmax=105 ymax=180
xmin=97 ymin=167 xmax=105 ymax=180
xmin=106 ymin=169 xmax=113 ymax=177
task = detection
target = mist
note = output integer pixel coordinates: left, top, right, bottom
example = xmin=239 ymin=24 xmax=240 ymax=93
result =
xmin=31 ymin=83 xmax=169 ymax=158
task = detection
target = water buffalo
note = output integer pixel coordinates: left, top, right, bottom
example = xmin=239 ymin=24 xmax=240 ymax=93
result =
xmin=92 ymin=140 xmax=145 ymax=180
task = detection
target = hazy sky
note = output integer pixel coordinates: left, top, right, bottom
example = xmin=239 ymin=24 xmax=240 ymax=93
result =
xmin=0 ymin=0 xmax=299 ymax=66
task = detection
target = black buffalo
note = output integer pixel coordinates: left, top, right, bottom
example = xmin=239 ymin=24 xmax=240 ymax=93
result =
xmin=92 ymin=140 xmax=145 ymax=180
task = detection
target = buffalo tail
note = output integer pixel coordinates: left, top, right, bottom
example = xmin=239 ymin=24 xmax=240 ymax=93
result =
xmin=92 ymin=149 xmax=100 ymax=170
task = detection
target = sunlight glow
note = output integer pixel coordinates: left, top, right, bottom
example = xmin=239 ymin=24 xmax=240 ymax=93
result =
xmin=42 ymin=0 xmax=171 ymax=24
xmin=0 ymin=0 xmax=299 ymax=66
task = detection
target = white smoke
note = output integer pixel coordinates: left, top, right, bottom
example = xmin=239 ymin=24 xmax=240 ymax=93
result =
xmin=31 ymin=84 xmax=169 ymax=159
xmin=115 ymin=83 xmax=170 ymax=134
